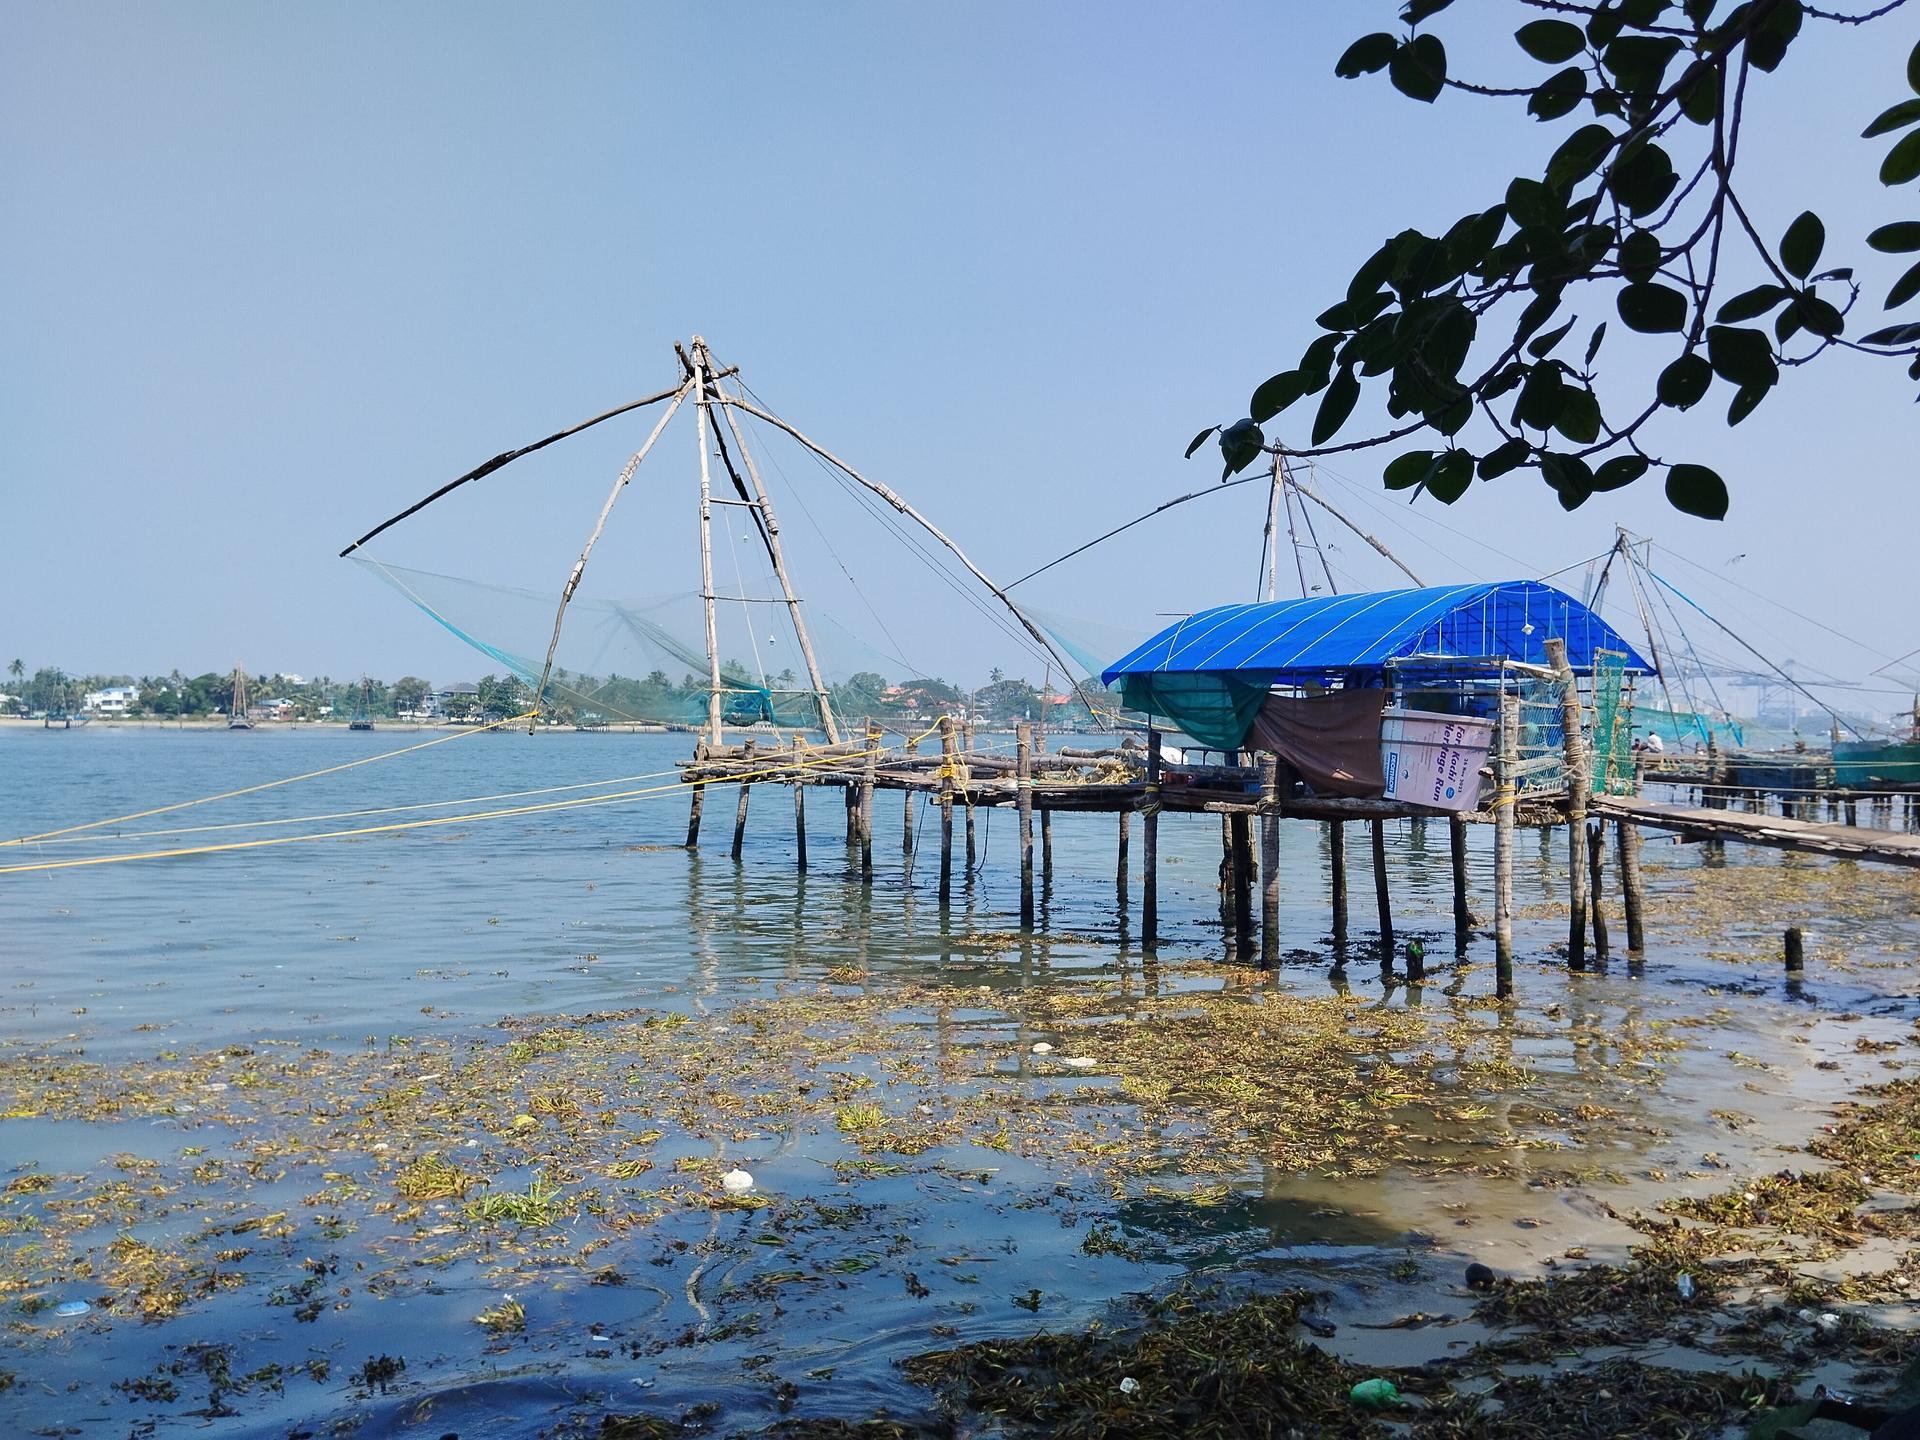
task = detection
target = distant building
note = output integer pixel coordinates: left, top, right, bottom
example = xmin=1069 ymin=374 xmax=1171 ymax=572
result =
xmin=83 ymin=685 xmax=139 ymax=715
xmin=250 ymin=697 xmax=297 ymax=722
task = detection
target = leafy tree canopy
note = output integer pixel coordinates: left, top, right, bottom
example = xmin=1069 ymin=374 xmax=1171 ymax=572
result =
xmin=1189 ymin=0 xmax=1920 ymax=520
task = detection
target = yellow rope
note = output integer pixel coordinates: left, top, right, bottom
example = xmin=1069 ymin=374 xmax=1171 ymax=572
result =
xmin=3 ymin=710 xmax=538 ymax=847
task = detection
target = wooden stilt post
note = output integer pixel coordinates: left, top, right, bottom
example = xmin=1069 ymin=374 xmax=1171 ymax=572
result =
xmin=1230 ymin=810 xmax=1255 ymax=960
xmin=860 ymin=719 xmax=878 ymax=883
xmin=1618 ymin=757 xmax=1645 ymax=954
xmin=1117 ymin=810 xmax=1130 ymax=899
xmin=1784 ymin=925 xmax=1805 ymax=973
xmin=1017 ymin=722 xmax=1035 ymax=929
xmin=902 ymin=733 xmax=917 ymax=854
xmin=793 ymin=749 xmax=807 ymax=872
xmin=1260 ymin=754 xmax=1281 ymax=965
xmin=690 ymin=343 xmax=726 ymax=749
xmin=963 ymin=719 xmax=977 ymax=873
xmin=1329 ymin=821 xmax=1348 ymax=947
xmin=1547 ymin=637 xmax=1589 ymax=971
xmin=1371 ymin=818 xmax=1392 ymax=962
xmin=1494 ymin=692 xmax=1517 ymax=998
xmin=938 ymin=716 xmax=955 ymax=904
xmin=1040 ymin=807 xmax=1054 ymax=886
xmin=686 ymin=778 xmax=706 ymax=849
xmin=844 ymin=783 xmax=857 ymax=847
xmin=1588 ymin=818 xmax=1609 ymax=959
xmin=1219 ymin=815 xmax=1236 ymax=932
xmin=1449 ymin=813 xmax=1471 ymax=945
xmin=731 ymin=738 xmax=756 ymax=860
xmin=1142 ymin=728 xmax=1160 ymax=949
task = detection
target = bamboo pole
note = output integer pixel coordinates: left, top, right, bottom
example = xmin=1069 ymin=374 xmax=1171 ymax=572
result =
xmin=1371 ymin=818 xmax=1392 ymax=962
xmin=1617 ymin=816 xmax=1645 ymax=954
xmin=1041 ymin=807 xmax=1053 ymax=885
xmin=1231 ymin=811 xmax=1255 ymax=960
xmin=686 ymin=777 xmax=705 ymax=850
xmin=1547 ymin=637 xmax=1589 ymax=971
xmin=1587 ymin=818 xmax=1609 ymax=959
xmin=902 ymin=733 xmax=918 ymax=854
xmin=1117 ymin=809 xmax=1131 ymax=904
xmin=1017 ymin=722 xmax=1035 ymax=928
xmin=964 ymin=718 xmax=977 ymax=871
xmin=702 ymin=351 xmax=840 ymax=744
xmin=1495 ymin=693 xmax=1517 ymax=997
xmin=1329 ymin=821 xmax=1348 ymax=947
xmin=1142 ymin=729 xmax=1160 ymax=949
xmin=1260 ymin=754 xmax=1281 ymax=965
xmin=793 ymin=744 xmax=807 ymax=872
xmin=938 ymin=716 xmax=955 ymax=904
xmin=691 ymin=343 xmax=725 ymax=747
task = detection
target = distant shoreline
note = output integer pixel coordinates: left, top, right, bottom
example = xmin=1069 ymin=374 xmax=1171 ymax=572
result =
xmin=0 ymin=716 xmax=688 ymax=735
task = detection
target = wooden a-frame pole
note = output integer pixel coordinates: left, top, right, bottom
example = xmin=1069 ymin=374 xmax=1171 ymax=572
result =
xmin=692 ymin=341 xmax=726 ymax=747
xmin=698 ymin=343 xmax=840 ymax=744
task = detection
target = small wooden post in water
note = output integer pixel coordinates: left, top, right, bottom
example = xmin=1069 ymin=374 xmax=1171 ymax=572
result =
xmin=1142 ymin=729 xmax=1161 ymax=948
xmin=860 ymin=720 xmax=879 ymax=882
xmin=1230 ymin=809 xmax=1255 ymax=960
xmin=686 ymin=740 xmax=707 ymax=849
xmin=1117 ymin=810 xmax=1130 ymax=899
xmin=902 ymin=734 xmax=917 ymax=854
xmin=1260 ymin=754 xmax=1281 ymax=965
xmin=1618 ymin=760 xmax=1646 ymax=953
xmin=1784 ymin=925 xmax=1805 ymax=973
xmin=1449 ymin=813 xmax=1471 ymax=945
xmin=1329 ymin=822 xmax=1348 ymax=947
xmin=1041 ymin=807 xmax=1054 ymax=886
xmin=1371 ymin=818 xmax=1392 ymax=961
xmin=792 ymin=741 xmax=807 ymax=872
xmin=1017 ymin=722 xmax=1035 ymax=929
xmin=963 ymin=719 xmax=977 ymax=873
xmin=731 ymin=738 xmax=756 ymax=861
xmin=938 ymin=716 xmax=956 ymax=903
xmin=1494 ymin=692 xmax=1518 ymax=997
xmin=1587 ymin=818 xmax=1609 ymax=959
xmin=1546 ymin=638 xmax=1589 ymax=971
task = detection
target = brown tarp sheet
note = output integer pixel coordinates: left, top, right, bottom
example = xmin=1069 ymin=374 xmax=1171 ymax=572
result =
xmin=1244 ymin=690 xmax=1388 ymax=798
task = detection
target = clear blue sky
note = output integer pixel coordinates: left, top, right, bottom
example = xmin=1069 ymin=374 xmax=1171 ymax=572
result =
xmin=4 ymin=3 xmax=1915 ymax=710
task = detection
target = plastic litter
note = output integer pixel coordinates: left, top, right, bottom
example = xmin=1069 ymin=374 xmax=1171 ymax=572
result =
xmin=53 ymin=1301 xmax=90 ymax=1318
xmin=1676 ymin=1272 xmax=1695 ymax=1301
xmin=1465 ymin=1262 xmax=1496 ymax=1291
xmin=1349 ymin=1378 xmax=1400 ymax=1409
xmin=1060 ymin=1057 xmax=1097 ymax=1070
xmin=721 ymin=1168 xmax=754 ymax=1193
xmin=1030 ymin=1042 xmax=1054 ymax=1055
xmin=1119 ymin=1377 xmax=1139 ymax=1395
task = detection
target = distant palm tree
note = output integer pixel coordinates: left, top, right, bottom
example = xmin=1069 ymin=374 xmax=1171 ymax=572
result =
xmin=7 ymin=659 xmax=22 ymax=683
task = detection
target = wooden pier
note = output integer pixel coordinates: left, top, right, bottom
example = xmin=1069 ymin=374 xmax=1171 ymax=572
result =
xmin=1593 ymin=795 xmax=1920 ymax=868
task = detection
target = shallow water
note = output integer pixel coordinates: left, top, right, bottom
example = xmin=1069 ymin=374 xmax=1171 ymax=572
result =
xmin=1 ymin=724 xmax=1916 ymax=1436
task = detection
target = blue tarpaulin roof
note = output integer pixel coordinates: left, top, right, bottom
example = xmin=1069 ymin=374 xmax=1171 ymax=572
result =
xmin=1101 ymin=581 xmax=1650 ymax=687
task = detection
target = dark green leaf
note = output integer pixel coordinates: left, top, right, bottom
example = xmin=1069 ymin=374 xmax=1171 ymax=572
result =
xmin=1300 ymin=333 xmax=1341 ymax=385
xmin=1346 ymin=241 xmax=1399 ymax=304
xmin=1585 ymin=322 xmax=1607 ymax=365
xmin=1779 ymin=211 xmax=1824 ymax=280
xmin=1676 ymin=60 xmax=1718 ymax=125
xmin=1335 ymin=32 xmax=1399 ymax=78
xmin=1311 ymin=365 xmax=1361 ymax=445
xmin=1540 ymin=452 xmax=1594 ymax=509
xmin=1728 ymin=382 xmax=1769 ymax=424
xmin=1607 ymin=140 xmax=1678 ymax=217
xmin=1547 ymin=124 xmax=1616 ymax=189
xmin=1421 ymin=300 xmax=1477 ymax=377
xmin=1515 ymin=286 xmax=1567 ymax=342
xmin=1587 ymin=5 xmax=1625 ymax=48
xmin=1882 ymin=130 xmax=1920 ymax=186
xmin=1906 ymin=32 xmax=1919 ymax=95
xmin=1218 ymin=419 xmax=1266 ymax=479
xmin=1715 ymin=284 xmax=1791 ymax=323
xmin=1775 ymin=305 xmax=1804 ymax=344
xmin=1604 ymin=34 xmax=1683 ymax=93
xmin=1444 ymin=204 xmax=1507 ymax=271
xmin=1478 ymin=438 xmax=1532 ymax=478
xmin=1249 ymin=371 xmax=1307 ymax=424
xmin=1657 ymin=353 xmax=1713 ymax=409
xmin=1618 ymin=282 xmax=1689 ymax=333
xmin=1619 ymin=228 xmax=1662 ymax=283
xmin=1529 ymin=66 xmax=1588 ymax=121
xmin=1795 ymin=294 xmax=1845 ymax=339
xmin=1528 ymin=315 xmax=1580 ymax=358
xmin=1811 ymin=267 xmax=1853 ymax=282
xmin=1861 ymin=321 xmax=1920 ymax=345
xmin=1505 ymin=177 xmax=1561 ymax=228
xmin=1401 ymin=0 xmax=1455 ymax=23
xmin=1665 ymin=463 xmax=1728 ymax=519
xmin=1684 ymin=0 xmax=1714 ymax=25
xmin=1870 ymin=221 xmax=1920 ymax=253
xmin=1591 ymin=455 xmax=1649 ymax=491
xmin=1516 ymin=19 xmax=1586 ymax=63
xmin=1390 ymin=34 xmax=1447 ymax=102
xmin=1427 ymin=393 xmax=1473 ymax=435
xmin=1515 ymin=360 xmax=1566 ymax=430
xmin=1481 ymin=362 xmax=1527 ymax=401
xmin=1425 ymin=449 xmax=1474 ymax=503
xmin=1555 ymin=386 xmax=1603 ymax=443
xmin=1863 ymin=98 xmax=1920 ymax=139
xmin=1889 ymin=256 xmax=1920 ymax=309
xmin=1705 ymin=325 xmax=1777 ymax=388
xmin=1384 ymin=450 xmax=1439 ymax=491
xmin=1184 ymin=426 xmax=1218 ymax=460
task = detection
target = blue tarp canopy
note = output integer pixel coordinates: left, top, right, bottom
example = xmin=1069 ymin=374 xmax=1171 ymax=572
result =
xmin=1100 ymin=581 xmax=1650 ymax=747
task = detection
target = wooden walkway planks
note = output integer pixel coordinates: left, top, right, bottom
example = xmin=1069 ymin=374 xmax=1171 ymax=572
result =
xmin=1593 ymin=796 xmax=1920 ymax=868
